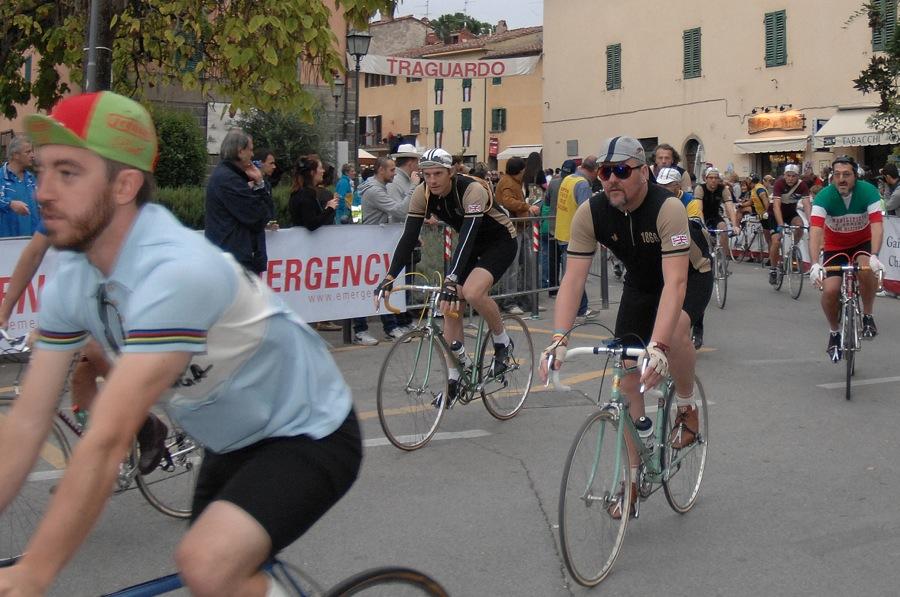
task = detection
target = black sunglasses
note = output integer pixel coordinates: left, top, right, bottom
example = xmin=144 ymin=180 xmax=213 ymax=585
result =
xmin=97 ymin=284 xmax=124 ymax=355
xmin=598 ymin=163 xmax=641 ymax=181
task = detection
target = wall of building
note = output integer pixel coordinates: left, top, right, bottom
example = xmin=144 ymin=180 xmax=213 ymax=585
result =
xmin=543 ymin=0 xmax=883 ymax=175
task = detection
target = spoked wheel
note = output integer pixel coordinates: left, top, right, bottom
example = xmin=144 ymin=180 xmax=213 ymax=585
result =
xmin=477 ymin=314 xmax=534 ymax=420
xmin=842 ymin=302 xmax=858 ymax=401
xmin=134 ymin=409 xmax=204 ymax=518
xmin=558 ymin=410 xmax=632 ymax=587
xmin=788 ymin=245 xmax=804 ymax=299
xmin=773 ymin=256 xmax=785 ymax=291
xmin=377 ymin=329 xmax=448 ymax=450
xmin=0 ymin=401 xmax=71 ymax=566
xmin=714 ymin=250 xmax=728 ymax=309
xmin=325 ymin=566 xmax=449 ymax=596
xmin=662 ymin=378 xmax=708 ymax=513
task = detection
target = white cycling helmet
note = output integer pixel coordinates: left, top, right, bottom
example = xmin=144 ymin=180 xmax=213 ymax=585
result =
xmin=419 ymin=148 xmax=453 ymax=170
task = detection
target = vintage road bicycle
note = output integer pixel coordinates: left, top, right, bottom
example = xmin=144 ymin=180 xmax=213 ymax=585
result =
xmin=772 ymin=223 xmax=808 ymax=299
xmin=0 ymin=329 xmax=203 ymax=566
xmin=550 ymin=339 xmax=708 ymax=587
xmin=706 ymin=226 xmax=736 ymax=309
xmin=731 ymin=214 xmax=768 ymax=266
xmin=375 ymin=273 xmax=534 ymax=450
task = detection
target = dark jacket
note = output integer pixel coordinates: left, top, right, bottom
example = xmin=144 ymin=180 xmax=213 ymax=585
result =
xmin=204 ymin=160 xmax=271 ymax=274
xmin=290 ymin=186 xmax=335 ymax=231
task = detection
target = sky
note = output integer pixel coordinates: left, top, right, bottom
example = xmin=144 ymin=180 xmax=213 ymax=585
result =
xmin=386 ymin=0 xmax=543 ymax=30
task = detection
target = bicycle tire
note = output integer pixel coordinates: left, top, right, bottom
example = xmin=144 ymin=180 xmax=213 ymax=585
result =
xmin=714 ymin=249 xmax=727 ymax=309
xmin=662 ymin=377 xmax=708 ymax=513
xmin=478 ymin=313 xmax=534 ymax=420
xmin=376 ymin=328 xmax=448 ymax=450
xmin=134 ymin=409 xmax=204 ymax=519
xmin=0 ymin=401 xmax=71 ymax=566
xmin=774 ymin=254 xmax=785 ymax=290
xmin=558 ymin=409 xmax=632 ymax=587
xmin=842 ymin=300 xmax=857 ymax=401
xmin=788 ymin=245 xmax=804 ymax=300
xmin=325 ymin=566 xmax=449 ymax=596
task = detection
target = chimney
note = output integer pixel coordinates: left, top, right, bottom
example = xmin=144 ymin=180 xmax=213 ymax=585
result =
xmin=495 ymin=20 xmax=508 ymax=34
xmin=426 ymin=31 xmax=439 ymax=45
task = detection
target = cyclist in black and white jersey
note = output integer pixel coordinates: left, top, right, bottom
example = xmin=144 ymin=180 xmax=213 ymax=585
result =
xmin=376 ymin=148 xmax=519 ymax=405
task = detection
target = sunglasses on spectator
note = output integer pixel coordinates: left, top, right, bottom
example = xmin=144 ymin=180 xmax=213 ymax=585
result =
xmin=598 ymin=163 xmax=642 ymax=181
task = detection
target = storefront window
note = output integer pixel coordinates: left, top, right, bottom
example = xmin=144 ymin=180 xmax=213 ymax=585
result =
xmin=760 ymin=151 xmax=805 ymax=176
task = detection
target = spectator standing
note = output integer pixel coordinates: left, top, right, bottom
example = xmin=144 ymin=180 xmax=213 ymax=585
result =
xmin=359 ymin=157 xmax=413 ymax=341
xmin=651 ymin=143 xmax=692 ymax=195
xmin=335 ymin=163 xmax=359 ymax=224
xmin=524 ymin=152 xmax=551 ymax=295
xmin=0 ymin=136 xmax=39 ymax=238
xmin=554 ymin=156 xmax=599 ymax=319
xmin=545 ymin=160 xmax=576 ymax=295
xmin=204 ymin=129 xmax=271 ymax=275
xmin=495 ymin=156 xmax=538 ymax=314
xmin=386 ymin=144 xmax=422 ymax=208
xmin=881 ymin=163 xmax=900 ymax=216
xmin=289 ymin=156 xmax=338 ymax=231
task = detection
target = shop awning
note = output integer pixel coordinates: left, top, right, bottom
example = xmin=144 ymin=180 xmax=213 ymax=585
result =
xmin=813 ymin=108 xmax=900 ymax=148
xmin=733 ymin=135 xmax=809 ymax=154
xmin=496 ymin=144 xmax=542 ymax=160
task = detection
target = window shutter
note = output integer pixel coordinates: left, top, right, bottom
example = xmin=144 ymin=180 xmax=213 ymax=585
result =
xmin=765 ymin=10 xmax=786 ymax=67
xmin=461 ymin=108 xmax=472 ymax=131
xmin=434 ymin=110 xmax=444 ymax=133
xmin=500 ymin=108 xmax=507 ymax=132
xmin=492 ymin=77 xmax=502 ymax=85
xmin=462 ymin=78 xmax=472 ymax=89
xmin=873 ymin=0 xmax=897 ymax=51
xmin=24 ymin=56 xmax=32 ymax=83
xmin=434 ymin=78 xmax=443 ymax=90
xmin=683 ymin=28 xmax=701 ymax=79
xmin=606 ymin=44 xmax=621 ymax=90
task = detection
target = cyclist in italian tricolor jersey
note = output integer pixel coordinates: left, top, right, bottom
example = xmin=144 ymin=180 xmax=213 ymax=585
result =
xmin=808 ymin=156 xmax=885 ymax=362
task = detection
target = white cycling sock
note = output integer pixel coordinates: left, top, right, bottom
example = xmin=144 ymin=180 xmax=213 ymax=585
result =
xmin=266 ymin=572 xmax=290 ymax=597
xmin=676 ymin=391 xmax=695 ymax=408
xmin=493 ymin=330 xmax=510 ymax=346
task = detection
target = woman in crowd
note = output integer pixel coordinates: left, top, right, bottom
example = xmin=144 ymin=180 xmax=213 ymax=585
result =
xmin=289 ymin=156 xmax=338 ymax=231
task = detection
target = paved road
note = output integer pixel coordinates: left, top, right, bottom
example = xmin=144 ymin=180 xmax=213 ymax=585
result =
xmin=3 ymin=261 xmax=900 ymax=596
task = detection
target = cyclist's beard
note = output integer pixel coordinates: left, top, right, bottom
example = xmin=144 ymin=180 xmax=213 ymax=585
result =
xmin=47 ymin=186 xmax=116 ymax=252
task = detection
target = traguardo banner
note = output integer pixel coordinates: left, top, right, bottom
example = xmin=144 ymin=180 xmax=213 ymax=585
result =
xmin=355 ymin=54 xmax=540 ymax=79
xmin=0 ymin=224 xmax=407 ymax=346
xmin=882 ymin=216 xmax=900 ymax=294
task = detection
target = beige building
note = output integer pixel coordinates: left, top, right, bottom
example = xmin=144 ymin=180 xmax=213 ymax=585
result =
xmin=358 ymin=20 xmax=543 ymax=169
xmin=543 ymin=0 xmax=898 ymax=177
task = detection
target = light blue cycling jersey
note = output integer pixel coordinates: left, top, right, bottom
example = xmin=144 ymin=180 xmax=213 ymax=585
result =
xmin=35 ymin=203 xmax=352 ymax=453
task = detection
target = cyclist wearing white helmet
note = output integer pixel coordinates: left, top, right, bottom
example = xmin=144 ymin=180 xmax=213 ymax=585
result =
xmin=376 ymin=148 xmax=519 ymax=405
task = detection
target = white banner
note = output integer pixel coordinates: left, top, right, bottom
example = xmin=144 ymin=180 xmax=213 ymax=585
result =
xmin=0 ymin=225 xmax=406 ymax=343
xmin=355 ymin=54 xmax=540 ymax=79
xmin=262 ymin=224 xmax=406 ymax=322
xmin=882 ymin=216 xmax=900 ymax=294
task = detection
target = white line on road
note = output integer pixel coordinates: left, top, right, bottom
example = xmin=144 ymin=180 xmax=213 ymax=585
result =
xmin=364 ymin=429 xmax=491 ymax=448
xmin=816 ymin=376 xmax=900 ymax=390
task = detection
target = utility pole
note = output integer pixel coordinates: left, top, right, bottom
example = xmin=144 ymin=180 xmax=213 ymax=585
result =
xmin=84 ymin=0 xmax=113 ymax=91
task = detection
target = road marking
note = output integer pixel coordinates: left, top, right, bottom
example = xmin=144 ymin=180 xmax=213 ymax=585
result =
xmin=817 ymin=376 xmax=900 ymax=390
xmin=364 ymin=429 xmax=490 ymax=448
xmin=27 ymin=470 xmax=65 ymax=483
xmin=0 ymin=385 xmax=16 ymax=395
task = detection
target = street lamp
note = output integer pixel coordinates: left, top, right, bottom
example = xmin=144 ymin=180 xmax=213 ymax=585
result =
xmin=347 ymin=29 xmax=372 ymax=173
xmin=331 ymin=76 xmax=344 ymax=149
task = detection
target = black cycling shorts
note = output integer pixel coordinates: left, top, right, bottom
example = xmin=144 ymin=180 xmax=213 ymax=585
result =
xmin=191 ymin=410 xmax=362 ymax=555
xmin=822 ymin=241 xmax=872 ymax=279
xmin=614 ymin=269 xmax=714 ymax=347
xmin=457 ymin=235 xmax=517 ymax=284
xmin=771 ymin=202 xmax=800 ymax=228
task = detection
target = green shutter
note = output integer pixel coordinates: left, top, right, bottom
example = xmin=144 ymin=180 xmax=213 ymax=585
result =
xmin=23 ymin=56 xmax=32 ymax=83
xmin=461 ymin=108 xmax=472 ymax=131
xmin=765 ymin=10 xmax=787 ymax=67
xmin=434 ymin=110 xmax=444 ymax=133
xmin=462 ymin=78 xmax=472 ymax=89
xmin=873 ymin=0 xmax=897 ymax=51
xmin=492 ymin=77 xmax=502 ymax=85
xmin=434 ymin=78 xmax=444 ymax=90
xmin=606 ymin=44 xmax=621 ymax=90
xmin=491 ymin=108 xmax=506 ymax=132
xmin=683 ymin=28 xmax=701 ymax=79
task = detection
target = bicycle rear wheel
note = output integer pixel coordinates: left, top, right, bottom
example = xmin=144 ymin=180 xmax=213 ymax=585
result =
xmin=662 ymin=378 xmax=708 ymax=513
xmin=788 ymin=245 xmax=804 ymax=299
xmin=134 ymin=409 xmax=204 ymax=518
xmin=0 ymin=401 xmax=71 ymax=566
xmin=732 ymin=228 xmax=749 ymax=262
xmin=558 ymin=410 xmax=631 ymax=587
xmin=478 ymin=314 xmax=534 ymax=420
xmin=325 ymin=566 xmax=448 ymax=596
xmin=376 ymin=329 xmax=448 ymax=450
xmin=714 ymin=250 xmax=727 ymax=309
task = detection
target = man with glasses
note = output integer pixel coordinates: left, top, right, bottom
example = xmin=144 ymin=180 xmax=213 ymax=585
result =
xmin=809 ymin=155 xmax=884 ymax=361
xmin=0 ymin=92 xmax=361 ymax=596
xmin=540 ymin=136 xmax=712 ymax=518
xmin=768 ymin=163 xmax=812 ymax=285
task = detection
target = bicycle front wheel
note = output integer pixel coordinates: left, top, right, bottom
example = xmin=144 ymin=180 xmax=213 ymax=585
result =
xmin=134 ymin=409 xmax=204 ymax=519
xmin=842 ymin=300 xmax=858 ymax=401
xmin=662 ymin=378 xmax=708 ymax=513
xmin=0 ymin=402 xmax=71 ymax=566
xmin=558 ymin=410 xmax=632 ymax=587
xmin=377 ymin=329 xmax=448 ymax=450
xmin=325 ymin=566 xmax=449 ymax=596
xmin=788 ymin=245 xmax=804 ymax=299
xmin=714 ymin=250 xmax=728 ymax=309
xmin=478 ymin=314 xmax=534 ymax=420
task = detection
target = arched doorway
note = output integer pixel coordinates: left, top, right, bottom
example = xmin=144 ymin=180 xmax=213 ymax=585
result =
xmin=683 ymin=138 xmax=702 ymax=182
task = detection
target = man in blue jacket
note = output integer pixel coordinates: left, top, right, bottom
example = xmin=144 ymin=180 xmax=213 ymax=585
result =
xmin=205 ymin=129 xmax=271 ymax=275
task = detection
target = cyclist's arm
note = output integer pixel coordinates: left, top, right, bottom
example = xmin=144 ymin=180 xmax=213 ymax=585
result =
xmin=14 ymin=351 xmax=192 ymax=593
xmin=0 ymin=348 xmax=74 ymax=514
xmin=870 ymin=221 xmax=883 ymax=255
xmin=0 ymin=232 xmax=51 ymax=327
xmin=446 ymin=184 xmax=492 ymax=280
xmin=651 ymin=254 xmax=689 ymax=347
xmin=772 ymin=196 xmax=785 ymax=227
xmin=386 ymin=214 xmax=424 ymax=279
xmin=721 ymin=188 xmax=740 ymax=229
xmin=808 ymin=223 xmax=824 ymax=262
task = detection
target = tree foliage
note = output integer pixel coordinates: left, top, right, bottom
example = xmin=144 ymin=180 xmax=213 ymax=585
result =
xmin=430 ymin=12 xmax=494 ymax=43
xmin=149 ymin=105 xmax=208 ymax=187
xmin=853 ymin=1 xmax=900 ymax=131
xmin=0 ymin=0 xmax=395 ymax=121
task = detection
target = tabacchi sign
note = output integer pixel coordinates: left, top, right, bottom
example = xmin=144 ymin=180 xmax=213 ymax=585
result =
xmin=356 ymin=54 xmax=540 ymax=79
